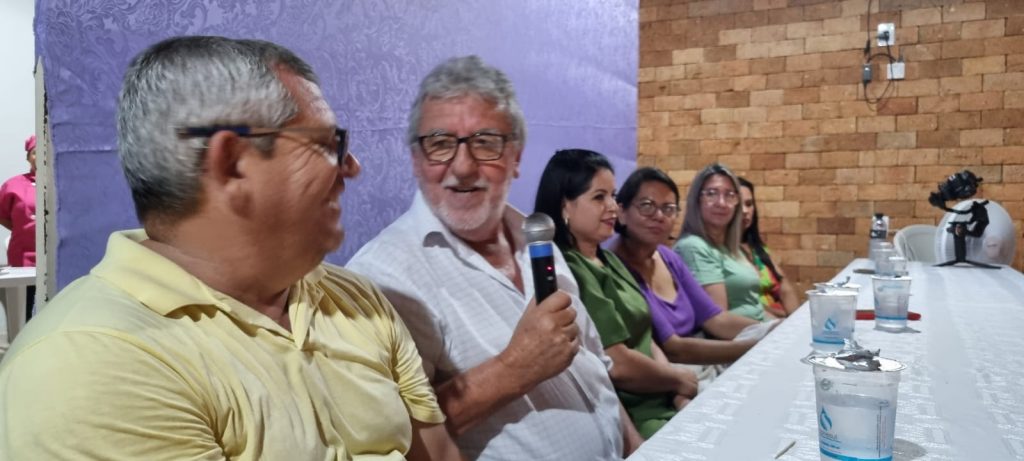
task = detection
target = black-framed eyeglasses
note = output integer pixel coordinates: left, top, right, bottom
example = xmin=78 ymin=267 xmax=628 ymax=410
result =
xmin=699 ymin=188 xmax=739 ymax=205
xmin=416 ymin=132 xmax=512 ymax=164
xmin=634 ymin=199 xmax=680 ymax=218
xmin=176 ymin=125 xmax=350 ymax=165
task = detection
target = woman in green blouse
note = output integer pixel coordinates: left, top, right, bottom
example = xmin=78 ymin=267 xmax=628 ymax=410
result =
xmin=534 ymin=149 xmax=697 ymax=438
xmin=673 ymin=164 xmax=769 ymax=321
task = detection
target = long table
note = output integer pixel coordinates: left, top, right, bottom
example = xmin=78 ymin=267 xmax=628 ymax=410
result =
xmin=628 ymin=259 xmax=1024 ymax=461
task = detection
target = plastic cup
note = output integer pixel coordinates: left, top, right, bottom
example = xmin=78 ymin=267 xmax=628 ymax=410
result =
xmin=873 ymin=247 xmax=897 ymax=275
xmin=888 ymin=256 xmax=908 ymax=277
xmin=806 ymin=355 xmax=905 ymax=461
xmin=871 ymin=275 xmax=912 ymax=331
xmin=814 ymin=282 xmax=861 ymax=295
xmin=806 ymin=290 xmax=857 ymax=352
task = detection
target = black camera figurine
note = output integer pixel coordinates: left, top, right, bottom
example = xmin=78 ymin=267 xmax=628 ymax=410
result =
xmin=929 ymin=169 xmax=998 ymax=269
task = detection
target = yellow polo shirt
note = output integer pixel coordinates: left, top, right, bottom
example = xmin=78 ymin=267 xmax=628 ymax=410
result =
xmin=0 ymin=230 xmax=443 ymax=460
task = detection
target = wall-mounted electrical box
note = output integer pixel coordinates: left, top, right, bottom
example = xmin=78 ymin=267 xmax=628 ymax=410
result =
xmin=887 ymin=61 xmax=905 ymax=80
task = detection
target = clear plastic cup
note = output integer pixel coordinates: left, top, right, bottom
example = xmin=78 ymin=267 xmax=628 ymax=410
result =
xmin=871 ymin=275 xmax=912 ymax=331
xmin=807 ymin=290 xmax=857 ymax=352
xmin=814 ymin=282 xmax=861 ymax=295
xmin=888 ymin=256 xmax=908 ymax=277
xmin=806 ymin=354 xmax=905 ymax=461
xmin=873 ymin=247 xmax=897 ymax=275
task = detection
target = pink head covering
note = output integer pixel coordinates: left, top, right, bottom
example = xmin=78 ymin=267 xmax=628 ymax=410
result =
xmin=24 ymin=135 xmax=36 ymax=152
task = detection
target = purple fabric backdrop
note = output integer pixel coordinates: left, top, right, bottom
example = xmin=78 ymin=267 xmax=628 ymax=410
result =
xmin=36 ymin=0 xmax=638 ymax=289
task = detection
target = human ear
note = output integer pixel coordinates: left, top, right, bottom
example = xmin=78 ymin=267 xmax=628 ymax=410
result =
xmin=203 ymin=131 xmax=253 ymax=215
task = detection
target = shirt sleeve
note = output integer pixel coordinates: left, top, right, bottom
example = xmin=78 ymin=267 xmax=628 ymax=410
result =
xmin=554 ymin=247 xmax=614 ymax=371
xmin=673 ymin=237 xmax=726 ymax=286
xmin=566 ymin=253 xmax=630 ymax=348
xmin=0 ymin=332 xmax=225 ymax=461
xmin=0 ymin=179 xmax=15 ymax=221
xmin=662 ymin=247 xmax=723 ymax=328
xmin=348 ymin=253 xmax=449 ymax=383
xmin=570 ymin=292 xmax=615 ymax=371
xmin=646 ymin=288 xmax=676 ymax=344
xmin=380 ymin=289 xmax=446 ymax=425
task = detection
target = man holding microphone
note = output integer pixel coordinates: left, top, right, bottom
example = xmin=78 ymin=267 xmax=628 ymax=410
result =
xmin=349 ymin=55 xmax=644 ymax=460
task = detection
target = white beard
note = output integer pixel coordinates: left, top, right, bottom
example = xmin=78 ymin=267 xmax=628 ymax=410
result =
xmin=421 ymin=174 xmax=513 ymax=236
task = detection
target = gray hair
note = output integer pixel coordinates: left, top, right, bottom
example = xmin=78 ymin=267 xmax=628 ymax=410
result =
xmin=117 ymin=36 xmax=319 ymax=224
xmin=406 ymin=55 xmax=526 ymax=147
xmin=681 ymin=163 xmax=744 ymax=257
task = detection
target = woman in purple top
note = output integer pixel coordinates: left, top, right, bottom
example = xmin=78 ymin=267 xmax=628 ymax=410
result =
xmin=610 ymin=167 xmax=763 ymax=365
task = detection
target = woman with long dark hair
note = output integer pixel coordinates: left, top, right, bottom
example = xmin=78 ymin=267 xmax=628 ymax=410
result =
xmin=534 ymin=149 xmax=697 ymax=438
xmin=737 ymin=177 xmax=799 ymax=317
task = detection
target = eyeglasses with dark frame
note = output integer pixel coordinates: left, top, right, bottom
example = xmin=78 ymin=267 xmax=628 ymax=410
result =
xmin=699 ymin=188 xmax=739 ymax=205
xmin=633 ymin=199 xmax=680 ymax=218
xmin=416 ymin=132 xmax=512 ymax=164
xmin=176 ymin=125 xmax=351 ymax=165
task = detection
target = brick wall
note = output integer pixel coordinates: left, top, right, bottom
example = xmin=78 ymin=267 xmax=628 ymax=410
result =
xmin=639 ymin=0 xmax=1024 ymax=293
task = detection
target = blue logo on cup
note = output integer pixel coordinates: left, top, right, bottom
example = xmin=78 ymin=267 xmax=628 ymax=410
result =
xmin=824 ymin=317 xmax=837 ymax=331
xmin=819 ymin=408 xmax=833 ymax=431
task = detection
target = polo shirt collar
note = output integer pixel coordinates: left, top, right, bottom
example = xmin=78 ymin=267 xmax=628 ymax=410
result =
xmin=91 ymin=230 xmax=326 ymax=322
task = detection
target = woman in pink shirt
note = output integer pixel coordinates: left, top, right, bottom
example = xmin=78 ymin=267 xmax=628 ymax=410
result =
xmin=0 ymin=134 xmax=37 ymax=267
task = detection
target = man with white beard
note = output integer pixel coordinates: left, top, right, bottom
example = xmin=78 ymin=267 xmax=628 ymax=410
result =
xmin=348 ymin=56 xmax=642 ymax=460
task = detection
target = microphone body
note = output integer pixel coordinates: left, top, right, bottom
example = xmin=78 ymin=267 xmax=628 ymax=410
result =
xmin=528 ymin=241 xmax=557 ymax=302
xmin=523 ymin=213 xmax=558 ymax=302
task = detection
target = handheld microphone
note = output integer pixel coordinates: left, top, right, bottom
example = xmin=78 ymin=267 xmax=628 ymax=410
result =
xmin=523 ymin=213 xmax=558 ymax=302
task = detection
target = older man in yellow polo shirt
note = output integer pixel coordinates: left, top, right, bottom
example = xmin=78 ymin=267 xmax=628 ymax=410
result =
xmin=0 ymin=36 xmax=462 ymax=461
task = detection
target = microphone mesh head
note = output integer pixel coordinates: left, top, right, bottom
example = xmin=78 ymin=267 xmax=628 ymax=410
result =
xmin=523 ymin=213 xmax=556 ymax=243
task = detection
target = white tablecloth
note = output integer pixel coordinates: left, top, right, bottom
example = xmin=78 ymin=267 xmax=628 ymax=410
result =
xmin=628 ymin=259 xmax=1024 ymax=461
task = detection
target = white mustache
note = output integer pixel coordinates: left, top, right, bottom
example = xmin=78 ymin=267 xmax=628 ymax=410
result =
xmin=441 ymin=176 xmax=490 ymax=190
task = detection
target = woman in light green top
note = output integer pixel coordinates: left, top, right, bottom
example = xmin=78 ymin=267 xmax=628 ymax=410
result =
xmin=673 ymin=164 xmax=768 ymax=321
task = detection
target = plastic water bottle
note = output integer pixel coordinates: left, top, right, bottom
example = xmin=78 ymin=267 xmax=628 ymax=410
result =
xmin=868 ymin=213 xmax=888 ymax=260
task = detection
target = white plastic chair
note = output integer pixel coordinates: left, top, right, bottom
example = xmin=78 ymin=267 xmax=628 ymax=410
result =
xmin=893 ymin=224 xmax=938 ymax=263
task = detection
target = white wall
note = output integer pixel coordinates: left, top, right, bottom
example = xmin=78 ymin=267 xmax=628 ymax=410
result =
xmin=0 ymin=0 xmax=36 ymax=264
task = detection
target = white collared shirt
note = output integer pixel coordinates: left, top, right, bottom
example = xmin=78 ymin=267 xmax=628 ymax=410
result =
xmin=348 ymin=192 xmax=624 ymax=461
